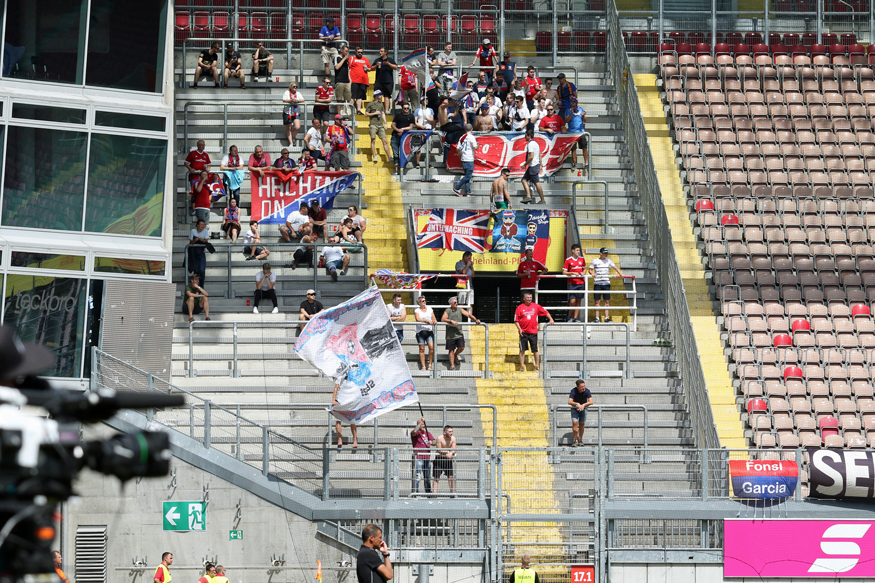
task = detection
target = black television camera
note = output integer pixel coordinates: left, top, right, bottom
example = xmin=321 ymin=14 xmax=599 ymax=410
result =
xmin=0 ymin=328 xmax=184 ymax=580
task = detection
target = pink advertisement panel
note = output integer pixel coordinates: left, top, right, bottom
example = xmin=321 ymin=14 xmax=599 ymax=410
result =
xmin=724 ymin=520 xmax=875 ymax=578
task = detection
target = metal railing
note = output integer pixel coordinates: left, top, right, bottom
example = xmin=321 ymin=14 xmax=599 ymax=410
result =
xmin=182 ymin=318 xmax=489 ymax=380
xmin=606 ymin=0 xmax=720 ymax=450
xmin=541 ymin=321 xmax=633 ymax=380
xmin=181 ymin=38 xmax=348 ymax=88
xmin=370 ymin=273 xmax=474 ymax=309
xmin=535 ymin=274 xmax=638 ymax=329
xmin=550 ymin=404 xmax=649 ymax=452
xmin=182 ymin=240 xmax=368 ymax=300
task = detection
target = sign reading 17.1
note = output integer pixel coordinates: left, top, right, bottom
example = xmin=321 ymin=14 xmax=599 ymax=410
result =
xmin=163 ymin=501 xmax=206 ymax=531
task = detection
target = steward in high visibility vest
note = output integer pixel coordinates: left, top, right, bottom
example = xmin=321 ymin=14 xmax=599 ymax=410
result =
xmin=213 ymin=565 xmax=229 ymax=583
xmin=509 ymin=555 xmax=540 ymax=583
xmin=153 ymin=553 xmax=173 ymax=583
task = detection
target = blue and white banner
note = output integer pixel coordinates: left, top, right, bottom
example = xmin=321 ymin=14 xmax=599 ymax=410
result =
xmin=401 ymin=48 xmax=436 ymax=93
xmin=398 ymin=130 xmax=434 ymax=169
xmin=251 ymin=170 xmax=359 ymax=224
xmin=293 ymin=286 xmax=419 ymax=425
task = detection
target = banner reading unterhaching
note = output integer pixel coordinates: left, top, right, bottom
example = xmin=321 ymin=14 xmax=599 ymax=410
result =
xmin=444 ymin=132 xmax=583 ymax=177
xmin=293 ymin=286 xmax=419 ymax=424
xmin=250 ymin=170 xmax=359 ymax=224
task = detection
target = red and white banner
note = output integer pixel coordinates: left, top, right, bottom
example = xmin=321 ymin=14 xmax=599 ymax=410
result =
xmin=445 ymin=132 xmax=583 ymax=178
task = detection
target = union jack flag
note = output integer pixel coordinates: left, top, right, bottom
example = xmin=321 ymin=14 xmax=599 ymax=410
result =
xmin=416 ymin=209 xmax=491 ymax=252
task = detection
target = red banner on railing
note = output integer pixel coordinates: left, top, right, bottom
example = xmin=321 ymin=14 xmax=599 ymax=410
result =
xmin=445 ymin=132 xmax=583 ymax=178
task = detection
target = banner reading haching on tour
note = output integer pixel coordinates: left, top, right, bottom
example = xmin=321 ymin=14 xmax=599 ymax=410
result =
xmin=293 ymin=286 xmax=419 ymax=424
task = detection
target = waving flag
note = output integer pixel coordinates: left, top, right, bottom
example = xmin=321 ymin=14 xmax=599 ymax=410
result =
xmin=372 ymin=269 xmax=438 ymax=289
xmin=398 ymin=130 xmax=434 ymax=169
xmin=294 ymin=286 xmax=419 ymax=425
xmin=401 ymin=48 xmax=436 ymax=93
xmin=208 ymin=179 xmax=226 ymax=202
xmin=251 ymin=170 xmax=360 ymax=223
xmin=416 ymin=209 xmax=491 ymax=252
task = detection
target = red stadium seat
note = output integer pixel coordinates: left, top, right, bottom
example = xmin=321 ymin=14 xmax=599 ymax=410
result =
xmin=269 ymin=12 xmax=286 ymax=40
xmin=558 ymin=31 xmax=572 ymax=51
xmin=365 ymin=14 xmax=381 ymax=48
xmin=193 ymin=11 xmax=210 ymax=39
xmin=821 ymin=32 xmax=838 ymax=46
xmin=714 ymin=43 xmax=731 ymax=56
xmin=384 ymin=15 xmax=396 ymax=48
xmin=482 ymin=15 xmax=496 ymax=37
xmin=696 ymin=199 xmax=715 ymax=211
xmin=668 ymin=31 xmax=685 ymax=45
xmin=290 ymin=12 xmax=305 ymax=39
xmin=770 ymin=43 xmax=787 ymax=56
xmin=802 ymin=32 xmax=817 ymax=47
xmin=751 ymin=43 xmax=769 ymax=57
xmin=536 ymin=31 xmax=551 ymax=54
xmin=237 ymin=13 xmax=249 ymax=39
xmin=213 ymin=12 xmax=230 ymax=38
xmin=175 ymin=11 xmax=191 ymax=43
xmin=403 ymin=15 xmax=421 ymax=49
xmin=442 ymin=15 xmax=457 ymax=36
xmin=810 ymin=43 xmax=827 ymax=57
xmin=306 ymin=13 xmax=323 ymax=36
xmin=422 ymin=14 xmax=440 ymax=46
xmin=251 ymin=12 xmax=268 ymax=39
xmin=459 ymin=15 xmax=477 ymax=50
xmin=773 ymin=334 xmax=793 ymax=347
xmin=790 ymin=44 xmax=807 ymax=57
xmin=725 ymin=32 xmax=743 ymax=46
xmin=784 ymin=366 xmax=803 ymax=381
xmin=629 ymin=31 xmax=647 ymax=52
xmin=721 ymin=214 xmax=739 ymax=226
xmin=574 ymin=31 xmax=590 ymax=52
xmin=733 ymin=43 xmax=750 ymax=56
xmin=791 ymin=319 xmax=811 ymax=332
xmin=747 ymin=398 xmax=768 ymax=414
xmin=592 ymin=31 xmax=607 ymax=51
xmin=648 ymin=32 xmax=659 ymax=52
xmin=852 ymin=304 xmax=872 ymax=317
xmin=841 ymin=33 xmax=857 ymax=47
xmin=783 ymin=33 xmax=800 ymax=46
xmin=745 ymin=32 xmax=763 ymax=46
xmin=687 ymin=32 xmax=704 ymax=45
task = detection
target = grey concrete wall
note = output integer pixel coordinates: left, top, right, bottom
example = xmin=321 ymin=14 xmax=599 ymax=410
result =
xmin=64 ymin=427 xmax=484 ymax=583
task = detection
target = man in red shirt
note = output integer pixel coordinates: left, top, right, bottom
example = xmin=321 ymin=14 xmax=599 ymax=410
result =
xmin=538 ymin=105 xmax=565 ymax=134
xmin=517 ymin=248 xmax=548 ymax=294
xmin=563 ymin=243 xmax=587 ymax=322
xmin=514 ymin=291 xmax=554 ymax=372
xmin=313 ymin=76 xmax=335 ymax=124
xmin=184 ymin=140 xmax=211 ymax=189
xmin=470 ymin=38 xmax=498 ymax=84
xmin=348 ymin=46 xmax=371 ymax=115
xmin=523 ymin=66 xmax=542 ymax=110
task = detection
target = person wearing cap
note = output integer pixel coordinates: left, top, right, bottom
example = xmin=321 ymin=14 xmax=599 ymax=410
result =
xmin=437 ymin=42 xmax=458 ymax=94
xmin=556 ymin=73 xmax=578 ymax=119
xmin=589 ymin=248 xmax=625 ymax=323
xmin=185 ymin=273 xmax=211 ymax=323
xmin=326 ymin=114 xmax=351 ymax=170
xmin=299 ymin=289 xmax=324 ymax=336
xmin=471 ymin=39 xmax=498 ymax=85
xmin=365 ymin=90 xmax=390 ymax=164
xmin=565 ymin=98 xmax=588 ymax=171
xmin=497 ymin=51 xmax=516 ymax=85
xmin=282 ymin=82 xmax=305 ymax=146
xmin=253 ymin=262 xmax=278 ymax=314
xmin=473 ymin=103 xmax=494 ymax=132
xmin=319 ymin=17 xmax=341 ymax=77
xmin=372 ymin=46 xmax=398 ymax=110
xmin=520 ymin=130 xmax=545 ymax=204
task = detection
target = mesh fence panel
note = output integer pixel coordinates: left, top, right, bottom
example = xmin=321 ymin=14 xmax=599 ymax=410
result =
xmin=397 ymin=448 xmax=489 ymax=498
xmin=609 ymin=519 xmax=723 ymax=549
xmin=608 ymin=448 xmax=702 ymax=498
xmin=502 ymin=521 xmax=596 ymax=583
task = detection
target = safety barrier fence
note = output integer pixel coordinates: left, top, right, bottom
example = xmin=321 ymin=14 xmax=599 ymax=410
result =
xmin=535 ymin=274 xmax=637 ymax=328
xmin=370 ymin=273 xmax=474 ymax=309
xmin=181 ymin=240 xmax=368 ymax=299
xmin=541 ymin=321 xmax=633 ymax=381
xmin=606 ymin=0 xmax=721 ymax=450
xmin=181 ymin=319 xmax=489 ymax=379
xmin=549 ymin=404 xmax=649 ymax=453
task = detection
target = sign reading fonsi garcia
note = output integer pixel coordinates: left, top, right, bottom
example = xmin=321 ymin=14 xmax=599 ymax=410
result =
xmin=729 ymin=459 xmax=798 ymax=499
xmin=250 ymin=170 xmax=359 ymax=224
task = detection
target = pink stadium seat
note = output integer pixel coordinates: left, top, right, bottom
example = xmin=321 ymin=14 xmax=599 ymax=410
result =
xmin=774 ymin=334 xmax=793 ymax=347
xmin=193 ymin=11 xmax=210 ymax=38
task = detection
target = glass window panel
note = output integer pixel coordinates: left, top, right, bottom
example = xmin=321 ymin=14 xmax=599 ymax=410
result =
xmin=11 ymin=252 xmax=86 ymax=271
xmin=12 ymin=103 xmax=86 ymax=124
xmin=93 ymin=257 xmax=166 ymax=276
xmin=3 ymin=0 xmax=87 ymax=84
xmin=2 ymin=125 xmax=87 ymax=231
xmin=94 ymin=111 xmax=165 ymax=132
xmin=85 ymin=0 xmax=166 ymax=93
xmin=3 ymin=275 xmax=87 ymax=378
xmin=85 ymin=133 xmax=166 ymax=237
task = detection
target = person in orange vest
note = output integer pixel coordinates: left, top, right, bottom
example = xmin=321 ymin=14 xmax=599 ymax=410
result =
xmin=153 ymin=552 xmax=173 ymax=583
xmin=53 ymin=551 xmax=70 ymax=583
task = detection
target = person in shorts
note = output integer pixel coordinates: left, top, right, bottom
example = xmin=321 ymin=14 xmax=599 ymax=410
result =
xmin=333 ymin=45 xmax=352 ymax=105
xmin=348 ymin=46 xmax=371 ymax=113
xmin=514 ymin=291 xmax=554 ymax=372
xmin=184 ymin=273 xmax=211 ymax=322
xmin=242 ymin=220 xmax=270 ymax=261
xmin=372 ymin=46 xmax=398 ymax=110
xmin=520 ymin=129 xmax=545 ymax=204
xmin=563 ymin=244 xmax=587 ymax=322
xmin=441 ymin=296 xmax=480 ymax=371
xmin=568 ymin=379 xmax=593 ymax=447
xmin=433 ymin=425 xmax=457 ymax=493
xmin=313 ymin=77 xmax=335 ymax=125
xmin=318 ymin=17 xmax=341 ymax=77
xmin=589 ymin=247 xmax=625 ymax=323
xmin=365 ymin=90 xmax=390 ymax=163
xmin=414 ymin=296 xmax=437 ymax=371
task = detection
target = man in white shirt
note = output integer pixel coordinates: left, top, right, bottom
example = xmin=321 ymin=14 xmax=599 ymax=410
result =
xmin=280 ymin=203 xmax=312 ymax=242
xmin=253 ymin=262 xmax=278 ymax=314
xmin=283 ymin=82 xmax=305 ymax=146
xmin=412 ymin=99 xmax=435 ymax=168
xmin=321 ymin=235 xmax=350 ymax=282
xmin=589 ymin=247 xmax=625 ymax=323
xmin=508 ymin=94 xmax=530 ymax=131
xmin=453 ymin=124 xmax=479 ymax=197
xmin=242 ymin=220 xmax=270 ymax=261
xmin=304 ymin=119 xmax=325 ymax=165
xmin=520 ymin=129 xmax=545 ymax=205
xmin=387 ymin=293 xmax=407 ymax=341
